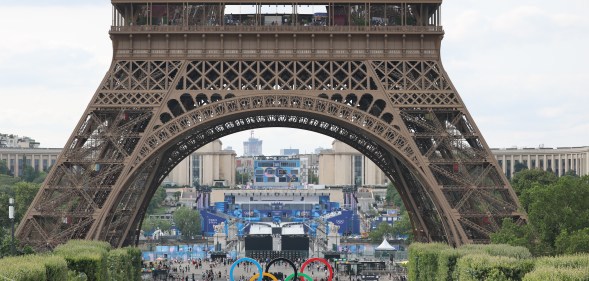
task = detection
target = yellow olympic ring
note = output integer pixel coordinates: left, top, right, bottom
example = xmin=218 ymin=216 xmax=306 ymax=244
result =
xmin=249 ymin=272 xmax=279 ymax=281
xmin=284 ymin=272 xmax=313 ymax=281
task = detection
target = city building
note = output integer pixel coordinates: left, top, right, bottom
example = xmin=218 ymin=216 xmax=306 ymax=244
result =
xmin=0 ymin=134 xmax=40 ymax=148
xmin=491 ymin=146 xmax=589 ymax=179
xmin=243 ymin=130 xmax=263 ymax=156
xmin=164 ymin=139 xmax=236 ymax=187
xmin=280 ymin=148 xmax=299 ymax=156
xmin=318 ymin=140 xmax=388 ymax=186
xmin=0 ymin=147 xmax=60 ymax=177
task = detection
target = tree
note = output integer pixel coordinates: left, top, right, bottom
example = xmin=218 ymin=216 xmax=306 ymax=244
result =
xmin=173 ymin=206 xmax=201 ymax=240
xmin=0 ymin=160 xmax=8 ymax=175
xmin=490 ymin=218 xmax=535 ymax=250
xmin=391 ymin=210 xmax=413 ymax=242
xmin=141 ymin=216 xmax=172 ymax=233
xmin=513 ymin=162 xmax=528 ymax=174
xmin=14 ymin=182 xmax=40 ymax=222
xmin=20 ymin=166 xmax=39 ymax=183
xmin=492 ymin=175 xmax=589 ymax=256
xmin=510 ymin=169 xmax=558 ymax=212
xmin=146 ymin=186 xmax=167 ymax=215
xmin=308 ymin=170 xmax=319 ymax=184
xmin=385 ymin=183 xmax=403 ymax=210
xmin=369 ymin=222 xmax=394 ymax=243
xmin=173 ymin=191 xmax=181 ymax=202
xmin=235 ymin=171 xmax=251 ymax=185
xmin=555 ymin=228 xmax=589 ymax=254
xmin=526 ymin=176 xmax=589 ymax=253
xmin=511 ymin=169 xmax=558 ymax=196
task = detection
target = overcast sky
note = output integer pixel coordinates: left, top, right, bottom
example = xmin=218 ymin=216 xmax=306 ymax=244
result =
xmin=1 ymin=1 xmax=587 ymax=156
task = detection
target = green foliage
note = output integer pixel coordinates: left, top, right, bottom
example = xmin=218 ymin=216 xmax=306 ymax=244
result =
xmin=146 ymin=185 xmax=167 ymax=214
xmin=408 ymin=242 xmax=451 ymax=281
xmin=535 ymin=253 xmax=589 ymax=269
xmin=460 ymin=244 xmax=532 ymax=260
xmin=107 ymin=249 xmax=132 ymax=281
xmin=173 ymin=191 xmax=181 ymax=202
xmin=173 ymin=206 xmax=202 ymax=240
xmin=0 ymin=255 xmax=46 ymax=281
xmin=0 ymin=174 xmax=20 ymax=187
xmin=409 ymin=243 xmax=533 ymax=281
xmin=308 ymin=170 xmax=319 ymax=184
xmin=67 ymin=270 xmax=88 ymax=281
xmin=0 ymin=160 xmax=9 ymax=175
xmin=527 ymin=176 xmax=589 ymax=255
xmin=14 ymin=181 xmax=40 ymax=222
xmin=141 ymin=216 xmax=172 ymax=232
xmin=369 ymin=221 xmax=393 ymax=243
xmin=125 ymin=247 xmax=143 ymax=281
xmin=523 ymin=254 xmax=589 ymax=281
xmin=0 ymin=254 xmax=68 ymax=281
xmin=522 ymin=267 xmax=589 ymax=281
xmin=511 ymin=169 xmax=558 ymax=196
xmin=555 ymin=228 xmax=589 ymax=255
xmin=33 ymin=254 xmax=69 ymax=281
xmin=436 ymin=248 xmax=467 ymax=281
xmin=510 ymin=169 xmax=558 ymax=212
xmin=385 ymin=182 xmax=403 ymax=209
xmin=392 ymin=210 xmax=413 ymax=243
xmin=54 ymin=240 xmax=110 ymax=281
xmin=493 ymin=175 xmax=589 ymax=256
xmin=456 ymin=254 xmax=534 ymax=281
xmin=21 ymin=165 xmax=39 ymax=182
xmin=491 ymin=218 xmax=535 ymax=251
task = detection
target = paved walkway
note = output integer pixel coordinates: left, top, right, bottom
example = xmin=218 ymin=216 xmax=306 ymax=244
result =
xmin=144 ymin=258 xmax=406 ymax=281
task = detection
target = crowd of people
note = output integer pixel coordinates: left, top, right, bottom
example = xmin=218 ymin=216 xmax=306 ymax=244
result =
xmin=143 ymin=256 xmax=406 ymax=281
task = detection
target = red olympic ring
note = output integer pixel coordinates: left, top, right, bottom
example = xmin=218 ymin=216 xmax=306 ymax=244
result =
xmin=300 ymin=257 xmax=334 ymax=281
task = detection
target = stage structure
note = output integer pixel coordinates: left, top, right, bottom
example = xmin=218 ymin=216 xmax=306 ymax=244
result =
xmin=17 ymin=0 xmax=526 ymax=250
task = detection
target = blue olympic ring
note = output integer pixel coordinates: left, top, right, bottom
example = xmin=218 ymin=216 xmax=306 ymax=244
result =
xmin=229 ymin=257 xmax=263 ymax=281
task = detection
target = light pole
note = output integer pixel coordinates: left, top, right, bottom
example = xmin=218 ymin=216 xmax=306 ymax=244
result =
xmin=9 ymin=198 xmax=15 ymax=255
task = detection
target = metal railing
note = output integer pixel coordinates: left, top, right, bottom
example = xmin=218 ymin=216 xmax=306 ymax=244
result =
xmin=111 ymin=24 xmax=443 ymax=33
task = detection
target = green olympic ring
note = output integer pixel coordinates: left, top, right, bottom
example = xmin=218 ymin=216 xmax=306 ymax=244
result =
xmin=284 ymin=272 xmax=313 ymax=281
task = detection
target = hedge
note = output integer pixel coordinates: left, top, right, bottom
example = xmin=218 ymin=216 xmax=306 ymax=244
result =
xmin=54 ymin=240 xmax=110 ymax=281
xmin=0 ymin=240 xmax=142 ymax=281
xmin=523 ymin=266 xmax=589 ymax=281
xmin=125 ymin=246 xmax=143 ymax=281
xmin=456 ymin=254 xmax=535 ymax=281
xmin=408 ymin=243 xmax=452 ymax=281
xmin=33 ymin=255 xmax=69 ymax=281
xmin=534 ymin=254 xmax=589 ymax=269
xmin=436 ymin=248 xmax=468 ymax=281
xmin=460 ymin=244 xmax=532 ymax=259
xmin=0 ymin=254 xmax=69 ymax=281
xmin=107 ymin=249 xmax=133 ymax=281
xmin=523 ymin=254 xmax=589 ymax=281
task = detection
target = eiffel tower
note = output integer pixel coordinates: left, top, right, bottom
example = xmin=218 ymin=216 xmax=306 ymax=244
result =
xmin=17 ymin=0 xmax=526 ymax=250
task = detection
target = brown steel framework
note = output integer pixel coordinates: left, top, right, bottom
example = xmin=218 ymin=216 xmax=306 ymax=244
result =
xmin=17 ymin=0 xmax=526 ymax=251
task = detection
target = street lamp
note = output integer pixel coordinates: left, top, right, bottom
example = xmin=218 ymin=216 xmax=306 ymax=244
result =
xmin=9 ymin=198 xmax=15 ymax=255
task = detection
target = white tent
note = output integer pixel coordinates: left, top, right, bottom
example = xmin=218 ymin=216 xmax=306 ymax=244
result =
xmin=375 ymin=238 xmax=396 ymax=251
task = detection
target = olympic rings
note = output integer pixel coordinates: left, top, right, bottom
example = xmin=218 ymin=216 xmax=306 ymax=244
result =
xmin=300 ymin=258 xmax=334 ymax=281
xmin=229 ymin=257 xmax=263 ymax=281
xmin=229 ymin=257 xmax=333 ymax=281
xmin=249 ymin=272 xmax=279 ymax=281
xmin=284 ymin=272 xmax=313 ymax=281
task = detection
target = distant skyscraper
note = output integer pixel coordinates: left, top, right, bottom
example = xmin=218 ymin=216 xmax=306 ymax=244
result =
xmin=243 ymin=130 xmax=263 ymax=156
xmin=280 ymin=148 xmax=299 ymax=156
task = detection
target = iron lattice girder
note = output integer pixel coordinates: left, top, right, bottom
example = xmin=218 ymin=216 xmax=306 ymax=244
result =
xmin=17 ymin=23 xmax=527 ymax=249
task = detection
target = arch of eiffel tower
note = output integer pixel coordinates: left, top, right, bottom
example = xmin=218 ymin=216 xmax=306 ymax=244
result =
xmin=17 ymin=0 xmax=526 ymax=250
